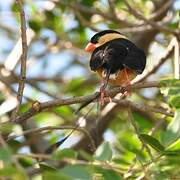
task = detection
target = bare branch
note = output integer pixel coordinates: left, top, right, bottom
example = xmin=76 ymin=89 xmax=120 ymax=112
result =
xmin=173 ymin=38 xmax=180 ymax=79
xmin=7 ymin=125 xmax=96 ymax=152
xmin=10 ymin=81 xmax=177 ymax=124
xmin=112 ymin=99 xmax=173 ymax=117
xmin=135 ymin=38 xmax=175 ymax=83
xmin=123 ymin=0 xmax=179 ymax=37
xmin=56 ymin=1 xmax=136 ymax=27
xmin=11 ymin=0 xmax=28 ymax=120
xmin=149 ymin=0 xmax=173 ymax=20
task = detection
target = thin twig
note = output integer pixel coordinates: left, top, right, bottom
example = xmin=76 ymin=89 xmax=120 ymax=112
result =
xmin=112 ymin=99 xmax=173 ymax=117
xmin=174 ymin=38 xmax=180 ymax=79
xmin=11 ymin=0 xmax=28 ymax=120
xmin=7 ymin=125 xmax=96 ymax=151
xmin=123 ymin=0 xmax=179 ymax=37
xmin=16 ymin=153 xmax=125 ymax=175
xmin=108 ymin=0 xmax=116 ymax=17
xmin=149 ymin=0 xmax=173 ymax=20
xmin=56 ymin=1 xmax=136 ymax=27
xmin=135 ymin=38 xmax=174 ymax=83
xmin=74 ymin=10 xmax=99 ymax=32
xmin=127 ymin=108 xmax=154 ymax=160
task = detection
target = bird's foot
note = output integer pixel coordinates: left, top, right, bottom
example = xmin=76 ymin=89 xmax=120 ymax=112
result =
xmin=122 ymin=68 xmax=132 ymax=96
xmin=99 ymin=86 xmax=105 ymax=106
xmin=99 ymin=87 xmax=112 ymax=106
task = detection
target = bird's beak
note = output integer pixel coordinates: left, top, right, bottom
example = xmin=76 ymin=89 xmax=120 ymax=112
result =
xmin=85 ymin=42 xmax=96 ymax=52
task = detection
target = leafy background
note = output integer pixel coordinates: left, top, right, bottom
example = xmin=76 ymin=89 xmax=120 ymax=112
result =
xmin=0 ymin=0 xmax=180 ymax=179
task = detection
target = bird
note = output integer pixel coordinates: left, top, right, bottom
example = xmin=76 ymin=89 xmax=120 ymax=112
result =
xmin=85 ymin=30 xmax=146 ymax=103
xmin=45 ymin=30 xmax=147 ymax=153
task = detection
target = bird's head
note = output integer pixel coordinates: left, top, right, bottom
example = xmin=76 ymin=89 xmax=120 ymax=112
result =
xmin=85 ymin=30 xmax=126 ymax=52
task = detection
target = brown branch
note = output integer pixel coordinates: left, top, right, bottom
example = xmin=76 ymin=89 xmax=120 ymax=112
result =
xmin=74 ymin=10 xmax=100 ymax=32
xmin=149 ymin=0 xmax=173 ymax=21
xmin=135 ymin=38 xmax=175 ymax=83
xmin=26 ymin=77 xmax=66 ymax=84
xmin=11 ymin=0 xmax=28 ymax=120
xmin=174 ymin=38 xmax=180 ymax=79
xmin=56 ymin=1 xmax=136 ymax=27
xmin=7 ymin=125 xmax=96 ymax=152
xmin=10 ymin=81 xmax=178 ymax=124
xmin=123 ymin=1 xmax=179 ymax=37
xmin=108 ymin=0 xmax=117 ymax=17
xmin=112 ymin=99 xmax=173 ymax=117
xmin=16 ymin=153 xmax=125 ymax=176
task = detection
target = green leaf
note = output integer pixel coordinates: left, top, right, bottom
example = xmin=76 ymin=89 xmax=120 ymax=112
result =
xmin=160 ymin=79 xmax=180 ymax=88
xmin=166 ymin=139 xmax=180 ymax=151
xmin=61 ymin=165 xmax=91 ymax=180
xmin=52 ymin=149 xmax=77 ymax=160
xmin=0 ymin=123 xmax=13 ymax=133
xmin=161 ymin=109 xmax=180 ymax=146
xmin=132 ymin=111 xmax=153 ymax=133
xmin=39 ymin=163 xmax=57 ymax=172
xmin=95 ymin=167 xmax=122 ymax=180
xmin=78 ymin=150 xmax=94 ymax=161
xmin=12 ymin=170 xmax=28 ymax=180
xmin=160 ymin=79 xmax=180 ymax=98
xmin=0 ymin=166 xmax=16 ymax=176
xmin=18 ymin=157 xmax=34 ymax=168
xmin=43 ymin=171 xmax=70 ymax=180
xmin=29 ymin=19 xmax=42 ymax=33
xmin=168 ymin=95 xmax=180 ymax=108
xmin=54 ymin=106 xmax=72 ymax=117
xmin=94 ymin=142 xmax=113 ymax=161
xmin=0 ymin=148 xmax=12 ymax=164
xmin=140 ymin=134 xmax=165 ymax=152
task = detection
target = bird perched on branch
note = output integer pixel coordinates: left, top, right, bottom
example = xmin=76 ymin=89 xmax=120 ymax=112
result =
xmin=45 ymin=30 xmax=146 ymax=153
xmin=85 ymin=30 xmax=146 ymax=103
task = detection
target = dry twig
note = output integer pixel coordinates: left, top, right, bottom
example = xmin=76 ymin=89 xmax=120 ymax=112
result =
xmin=7 ymin=125 xmax=96 ymax=151
xmin=11 ymin=0 xmax=28 ymax=120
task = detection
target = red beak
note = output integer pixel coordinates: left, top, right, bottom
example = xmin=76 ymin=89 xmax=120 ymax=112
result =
xmin=85 ymin=42 xmax=96 ymax=52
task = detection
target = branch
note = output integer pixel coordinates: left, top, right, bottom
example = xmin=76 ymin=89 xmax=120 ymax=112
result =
xmin=123 ymin=1 xmax=179 ymax=37
xmin=112 ymin=99 xmax=173 ymax=117
xmin=11 ymin=0 xmax=28 ymax=120
xmin=16 ymin=153 xmax=124 ymax=176
xmin=74 ymin=10 xmax=100 ymax=32
xmin=149 ymin=0 xmax=173 ymax=21
xmin=7 ymin=125 xmax=96 ymax=152
xmin=173 ymin=38 xmax=180 ymax=79
xmin=56 ymin=1 xmax=136 ymax=27
xmin=10 ymin=81 xmax=177 ymax=124
xmin=135 ymin=38 xmax=175 ymax=83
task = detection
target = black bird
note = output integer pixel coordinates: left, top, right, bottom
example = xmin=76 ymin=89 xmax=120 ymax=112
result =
xmin=85 ymin=30 xmax=146 ymax=102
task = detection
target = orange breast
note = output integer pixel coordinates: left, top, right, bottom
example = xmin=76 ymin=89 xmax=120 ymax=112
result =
xmin=96 ymin=68 xmax=137 ymax=86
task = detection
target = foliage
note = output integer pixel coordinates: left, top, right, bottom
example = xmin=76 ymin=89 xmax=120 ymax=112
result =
xmin=0 ymin=0 xmax=180 ymax=179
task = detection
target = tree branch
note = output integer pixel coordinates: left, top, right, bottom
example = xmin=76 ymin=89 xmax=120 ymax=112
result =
xmin=9 ymin=81 xmax=177 ymax=124
xmin=7 ymin=125 xmax=96 ymax=152
xmin=11 ymin=0 xmax=28 ymax=120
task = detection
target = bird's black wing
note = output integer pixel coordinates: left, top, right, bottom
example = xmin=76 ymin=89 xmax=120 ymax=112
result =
xmin=117 ymin=39 xmax=146 ymax=74
xmin=90 ymin=40 xmax=128 ymax=73
xmin=90 ymin=38 xmax=146 ymax=74
xmin=90 ymin=49 xmax=105 ymax=71
xmin=123 ymin=48 xmax=146 ymax=74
